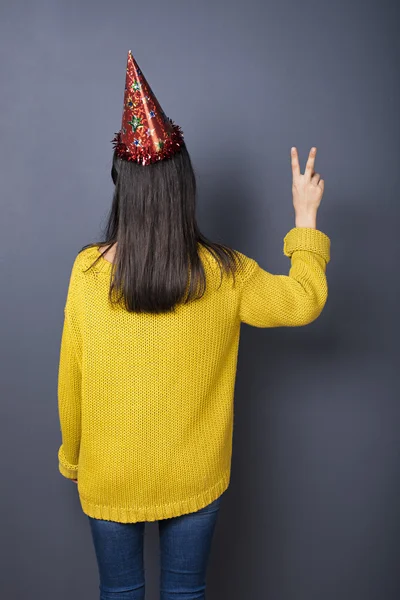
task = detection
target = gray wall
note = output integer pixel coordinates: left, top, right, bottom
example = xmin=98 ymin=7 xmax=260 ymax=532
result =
xmin=1 ymin=0 xmax=399 ymax=599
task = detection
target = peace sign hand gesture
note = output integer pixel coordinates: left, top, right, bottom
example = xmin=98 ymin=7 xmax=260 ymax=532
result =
xmin=291 ymin=147 xmax=324 ymax=229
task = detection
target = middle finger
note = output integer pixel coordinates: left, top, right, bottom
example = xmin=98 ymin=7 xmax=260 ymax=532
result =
xmin=305 ymin=147 xmax=317 ymax=178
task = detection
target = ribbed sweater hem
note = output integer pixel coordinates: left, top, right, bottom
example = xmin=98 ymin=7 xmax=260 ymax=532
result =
xmin=78 ymin=468 xmax=231 ymax=523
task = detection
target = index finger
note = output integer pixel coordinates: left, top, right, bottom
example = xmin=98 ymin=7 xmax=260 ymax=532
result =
xmin=291 ymin=147 xmax=300 ymax=177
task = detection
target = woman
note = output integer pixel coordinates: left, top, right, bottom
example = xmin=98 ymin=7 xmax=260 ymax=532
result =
xmin=57 ymin=51 xmax=330 ymax=600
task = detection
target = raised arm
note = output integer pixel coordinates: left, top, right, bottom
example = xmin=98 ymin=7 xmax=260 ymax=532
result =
xmin=239 ymin=226 xmax=330 ymax=327
xmin=239 ymin=146 xmax=330 ymax=328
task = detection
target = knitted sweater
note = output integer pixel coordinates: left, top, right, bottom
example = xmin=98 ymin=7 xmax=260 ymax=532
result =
xmin=57 ymin=226 xmax=331 ymax=522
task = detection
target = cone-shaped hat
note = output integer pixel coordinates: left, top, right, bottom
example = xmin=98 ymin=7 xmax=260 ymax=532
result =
xmin=112 ymin=51 xmax=184 ymax=165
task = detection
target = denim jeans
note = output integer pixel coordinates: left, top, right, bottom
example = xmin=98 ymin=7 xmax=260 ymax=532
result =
xmin=87 ymin=492 xmax=225 ymax=600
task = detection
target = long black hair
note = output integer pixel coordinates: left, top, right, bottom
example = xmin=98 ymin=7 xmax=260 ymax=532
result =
xmin=81 ymin=142 xmax=244 ymax=314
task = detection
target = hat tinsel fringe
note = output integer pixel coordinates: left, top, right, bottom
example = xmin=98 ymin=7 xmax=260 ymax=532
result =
xmin=111 ymin=120 xmax=185 ymax=166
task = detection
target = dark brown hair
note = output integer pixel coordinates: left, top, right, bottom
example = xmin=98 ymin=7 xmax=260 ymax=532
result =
xmin=81 ymin=142 xmax=243 ymax=314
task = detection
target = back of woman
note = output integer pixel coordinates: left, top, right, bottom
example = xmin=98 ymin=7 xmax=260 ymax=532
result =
xmin=57 ymin=51 xmax=331 ymax=600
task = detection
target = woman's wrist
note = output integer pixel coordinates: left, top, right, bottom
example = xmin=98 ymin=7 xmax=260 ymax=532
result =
xmin=295 ymin=213 xmax=317 ymax=229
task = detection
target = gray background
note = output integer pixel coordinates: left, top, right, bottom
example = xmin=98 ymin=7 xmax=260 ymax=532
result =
xmin=1 ymin=0 xmax=399 ymax=598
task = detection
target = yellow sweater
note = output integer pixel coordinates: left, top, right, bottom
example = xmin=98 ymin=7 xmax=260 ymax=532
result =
xmin=58 ymin=226 xmax=331 ymax=522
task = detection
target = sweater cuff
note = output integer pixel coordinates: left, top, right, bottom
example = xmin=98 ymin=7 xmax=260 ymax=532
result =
xmin=283 ymin=227 xmax=331 ymax=264
xmin=58 ymin=445 xmax=78 ymax=480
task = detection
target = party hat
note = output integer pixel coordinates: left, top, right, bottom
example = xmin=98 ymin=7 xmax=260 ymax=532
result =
xmin=111 ymin=51 xmax=184 ymax=165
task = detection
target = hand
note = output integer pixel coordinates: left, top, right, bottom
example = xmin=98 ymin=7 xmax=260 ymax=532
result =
xmin=291 ymin=147 xmax=324 ymax=227
xmin=72 ymin=479 xmax=78 ymax=484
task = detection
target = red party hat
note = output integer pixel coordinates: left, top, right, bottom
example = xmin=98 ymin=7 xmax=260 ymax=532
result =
xmin=112 ymin=51 xmax=184 ymax=165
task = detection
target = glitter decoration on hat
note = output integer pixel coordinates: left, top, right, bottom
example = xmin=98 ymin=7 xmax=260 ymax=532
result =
xmin=111 ymin=51 xmax=184 ymax=165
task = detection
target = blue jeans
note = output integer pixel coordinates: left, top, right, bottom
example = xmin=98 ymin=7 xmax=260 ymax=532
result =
xmin=87 ymin=492 xmax=225 ymax=600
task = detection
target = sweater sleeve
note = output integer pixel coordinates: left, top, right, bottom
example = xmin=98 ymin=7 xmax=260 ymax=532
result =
xmin=239 ymin=227 xmax=331 ymax=327
xmin=57 ymin=256 xmax=83 ymax=480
